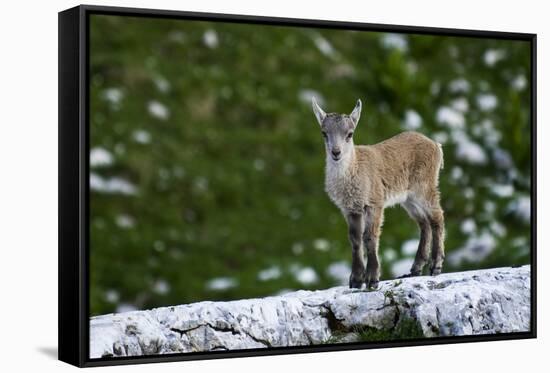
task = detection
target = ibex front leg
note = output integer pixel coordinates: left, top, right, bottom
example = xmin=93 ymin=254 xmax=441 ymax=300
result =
xmin=346 ymin=212 xmax=366 ymax=289
xmin=363 ymin=206 xmax=383 ymax=289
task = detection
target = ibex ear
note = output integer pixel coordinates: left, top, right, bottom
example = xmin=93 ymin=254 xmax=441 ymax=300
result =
xmin=350 ymin=99 xmax=362 ymax=127
xmin=311 ymin=97 xmax=326 ymax=126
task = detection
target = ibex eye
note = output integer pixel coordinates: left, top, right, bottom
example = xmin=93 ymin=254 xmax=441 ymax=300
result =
xmin=346 ymin=132 xmax=353 ymax=140
xmin=322 ymin=132 xmax=328 ymax=139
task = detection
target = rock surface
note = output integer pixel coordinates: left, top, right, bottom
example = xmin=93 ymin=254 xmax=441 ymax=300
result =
xmin=90 ymin=266 xmax=531 ymax=358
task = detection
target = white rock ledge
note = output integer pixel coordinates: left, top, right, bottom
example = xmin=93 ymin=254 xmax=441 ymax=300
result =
xmin=90 ymin=265 xmax=531 ymax=358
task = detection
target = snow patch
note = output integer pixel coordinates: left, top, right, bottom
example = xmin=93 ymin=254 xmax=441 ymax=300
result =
xmin=436 ymin=106 xmax=465 ymax=129
xmin=153 ymin=76 xmax=170 ymax=93
xmin=299 ymin=89 xmax=324 ymax=106
xmin=381 ymin=33 xmax=408 ymax=52
xmin=90 ymin=173 xmax=137 ymax=195
xmin=453 ymin=132 xmax=487 ymax=165
xmin=403 ymin=109 xmax=422 ymax=130
xmin=90 ymin=147 xmax=114 ymax=167
xmin=450 ymin=166 xmax=464 ymax=182
xmin=433 ymin=132 xmax=449 ymax=145
xmin=477 ymin=94 xmax=498 ymax=111
xmin=313 ymin=238 xmax=330 ymax=252
xmin=490 ymin=221 xmax=507 ymax=238
xmin=313 ymin=35 xmax=335 ymax=57
xmin=291 ymin=266 xmax=318 ymax=285
xmin=484 ymin=201 xmax=496 ymax=214
xmin=153 ymin=280 xmax=170 ymax=295
xmin=401 ymin=239 xmax=419 ymax=256
xmin=116 ymin=303 xmax=138 ymax=313
xmin=391 ymin=258 xmax=414 ymax=277
xmin=492 ymin=148 xmax=514 ymax=169
xmin=258 ymin=266 xmax=282 ymax=281
xmin=105 ymin=290 xmax=119 ymax=303
xmin=512 ymin=75 xmax=527 ymax=91
xmin=291 ymin=242 xmax=304 ymax=255
xmin=460 ymin=219 xmax=477 ymax=234
xmin=102 ymin=88 xmax=123 ymax=105
xmin=206 ymin=277 xmax=238 ymax=291
xmin=492 ymin=184 xmax=514 ymax=198
xmin=383 ymin=248 xmax=397 ymax=262
xmin=147 ymin=100 xmax=170 ymax=120
xmin=473 ymin=119 xmax=501 ymax=147
xmin=115 ymin=214 xmax=135 ymax=229
xmin=203 ymin=30 xmax=219 ymax=48
xmin=326 ymin=261 xmax=351 ymax=285
xmin=448 ymin=232 xmax=496 ymax=266
xmin=450 ymin=97 xmax=469 ymax=113
xmin=507 ymin=196 xmax=530 ymax=223
xmin=132 ymin=129 xmax=151 ymax=144
xmin=484 ymin=49 xmax=506 ymax=66
xmin=449 ymin=78 xmax=470 ymax=93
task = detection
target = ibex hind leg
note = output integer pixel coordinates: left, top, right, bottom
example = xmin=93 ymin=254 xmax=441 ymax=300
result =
xmin=428 ymin=205 xmax=445 ymax=276
xmin=402 ymin=200 xmax=432 ymax=277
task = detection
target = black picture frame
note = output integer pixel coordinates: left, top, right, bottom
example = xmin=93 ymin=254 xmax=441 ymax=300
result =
xmin=58 ymin=4 xmax=537 ymax=368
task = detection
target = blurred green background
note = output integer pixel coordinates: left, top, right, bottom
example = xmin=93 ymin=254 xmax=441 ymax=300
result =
xmin=89 ymin=15 xmax=532 ymax=316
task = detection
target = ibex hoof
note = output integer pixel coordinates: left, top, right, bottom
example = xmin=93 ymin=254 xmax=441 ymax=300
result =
xmin=430 ymin=267 xmax=442 ymax=276
xmin=366 ymin=280 xmax=379 ymax=289
xmin=349 ymin=274 xmax=364 ymax=289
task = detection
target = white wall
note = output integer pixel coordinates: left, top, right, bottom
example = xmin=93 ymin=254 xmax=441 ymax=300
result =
xmin=0 ymin=0 xmax=546 ymax=371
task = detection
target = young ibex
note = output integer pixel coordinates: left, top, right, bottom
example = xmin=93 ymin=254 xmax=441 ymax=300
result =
xmin=312 ymin=98 xmax=445 ymax=289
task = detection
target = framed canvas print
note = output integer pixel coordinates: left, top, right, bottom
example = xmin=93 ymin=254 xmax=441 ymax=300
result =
xmin=58 ymin=4 xmax=537 ymax=367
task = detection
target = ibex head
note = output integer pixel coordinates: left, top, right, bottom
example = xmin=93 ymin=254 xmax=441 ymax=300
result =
xmin=312 ymin=97 xmax=362 ymax=162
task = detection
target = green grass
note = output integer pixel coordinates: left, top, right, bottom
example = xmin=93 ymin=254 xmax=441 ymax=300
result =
xmin=324 ymin=318 xmax=425 ymax=344
xmin=357 ymin=318 xmax=425 ymax=342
